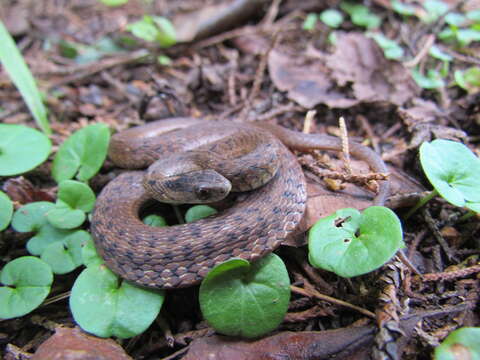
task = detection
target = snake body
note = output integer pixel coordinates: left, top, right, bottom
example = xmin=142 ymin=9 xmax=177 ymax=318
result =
xmin=91 ymin=118 xmax=389 ymax=289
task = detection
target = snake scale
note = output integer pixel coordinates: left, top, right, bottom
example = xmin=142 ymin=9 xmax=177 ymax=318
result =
xmin=91 ymin=117 xmax=389 ymax=289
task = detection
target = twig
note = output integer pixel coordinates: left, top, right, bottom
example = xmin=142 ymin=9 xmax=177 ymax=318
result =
xmin=403 ymin=34 xmax=435 ymax=68
xmin=302 ymin=110 xmax=316 ymax=134
xmin=338 ymin=117 xmax=352 ymax=175
xmin=291 ymin=285 xmax=376 ymax=319
xmin=415 ymin=264 xmax=480 ymax=282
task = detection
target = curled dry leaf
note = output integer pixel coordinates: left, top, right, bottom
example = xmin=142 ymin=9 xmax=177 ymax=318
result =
xmin=3 ymin=177 xmax=56 ymax=205
xmin=32 ymin=327 xmax=132 ymax=360
xmin=182 ymin=326 xmax=375 ymax=360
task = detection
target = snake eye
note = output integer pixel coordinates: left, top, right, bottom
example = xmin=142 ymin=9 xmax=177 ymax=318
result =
xmin=195 ymin=186 xmax=211 ymax=200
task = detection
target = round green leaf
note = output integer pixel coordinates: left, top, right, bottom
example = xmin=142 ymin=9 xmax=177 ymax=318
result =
xmin=0 ymin=124 xmax=51 ymax=176
xmin=319 ymin=9 xmax=344 ymax=28
xmin=81 ymin=237 xmax=104 ymax=267
xmin=0 ymin=191 xmax=13 ymax=231
xmin=143 ymin=214 xmax=167 ymax=227
xmin=185 ymin=205 xmax=218 ymax=223
xmin=70 ymin=264 xmax=165 ymax=338
xmin=12 ymin=202 xmax=75 ymax=256
xmin=52 ymin=123 xmax=110 ymax=183
xmin=199 ymin=254 xmax=290 ymax=338
xmin=152 ymin=16 xmax=177 ymax=48
xmin=47 ymin=203 xmax=86 ymax=229
xmin=308 ymin=207 xmax=404 ymax=278
xmin=420 ymin=140 xmax=480 ymax=207
xmin=41 ymin=230 xmax=90 ymax=274
xmin=302 ymin=13 xmax=318 ymax=30
xmin=57 ymin=180 xmax=96 ymax=212
xmin=434 ymin=327 xmax=480 ymax=360
xmin=0 ymin=256 xmax=53 ymax=319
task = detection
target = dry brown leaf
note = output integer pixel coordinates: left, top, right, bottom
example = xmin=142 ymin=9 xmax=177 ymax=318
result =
xmin=182 ymin=326 xmax=374 ymax=360
xmin=32 ymin=327 xmax=132 ymax=360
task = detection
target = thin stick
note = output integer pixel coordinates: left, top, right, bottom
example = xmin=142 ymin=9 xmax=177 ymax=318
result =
xmin=291 ymin=285 xmax=376 ymax=319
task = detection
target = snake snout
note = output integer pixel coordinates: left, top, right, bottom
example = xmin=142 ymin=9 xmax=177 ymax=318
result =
xmin=144 ymin=169 xmax=232 ymax=204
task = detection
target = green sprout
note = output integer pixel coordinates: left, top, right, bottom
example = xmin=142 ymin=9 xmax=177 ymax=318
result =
xmin=0 ymin=21 xmax=50 ymax=134
xmin=434 ymin=327 xmax=480 ymax=360
xmin=340 ymin=2 xmax=382 ymax=29
xmin=199 ymin=254 xmax=290 ymax=338
xmin=302 ymin=13 xmax=318 ymax=30
xmin=308 ymin=206 xmax=404 ymax=277
xmin=52 ymin=123 xmax=110 ymax=183
xmin=0 ymin=256 xmax=53 ymax=319
xmin=126 ymin=15 xmax=176 ymax=48
xmin=406 ymin=139 xmax=480 ymax=218
xmin=0 ymin=124 xmax=51 ymax=176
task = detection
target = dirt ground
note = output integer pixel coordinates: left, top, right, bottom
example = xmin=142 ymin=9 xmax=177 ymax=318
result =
xmin=0 ymin=0 xmax=479 ymax=359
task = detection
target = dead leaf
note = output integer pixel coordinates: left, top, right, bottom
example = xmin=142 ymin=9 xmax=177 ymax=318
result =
xmin=3 ymin=177 xmax=56 ymax=205
xmin=326 ymin=32 xmax=420 ymax=106
xmin=182 ymin=326 xmax=375 ymax=360
xmin=32 ymin=327 xmax=132 ymax=360
xmin=268 ymin=49 xmax=358 ymax=108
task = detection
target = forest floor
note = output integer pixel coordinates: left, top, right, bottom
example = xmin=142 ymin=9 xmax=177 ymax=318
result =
xmin=1 ymin=0 xmax=479 ymax=359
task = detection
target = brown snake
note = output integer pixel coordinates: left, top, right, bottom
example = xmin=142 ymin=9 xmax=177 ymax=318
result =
xmin=91 ymin=117 xmax=389 ymax=289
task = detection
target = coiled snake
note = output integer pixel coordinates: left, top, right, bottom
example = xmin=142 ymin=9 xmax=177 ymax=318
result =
xmin=91 ymin=117 xmax=389 ymax=289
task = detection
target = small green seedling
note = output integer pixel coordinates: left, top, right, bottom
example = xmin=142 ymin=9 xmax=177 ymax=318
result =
xmin=199 ymin=254 xmax=290 ymax=338
xmin=0 ymin=256 xmax=53 ymax=319
xmin=143 ymin=214 xmax=168 ymax=227
xmin=59 ymin=37 xmax=125 ymax=65
xmin=302 ymin=13 xmax=318 ymax=30
xmin=454 ymin=67 xmax=480 ymax=94
xmin=0 ymin=124 xmax=51 ymax=176
xmin=368 ymin=33 xmax=404 ymax=60
xmin=52 ymin=123 xmax=110 ymax=183
xmin=420 ymin=0 xmax=449 ymax=24
xmin=12 ymin=202 xmax=88 ymax=274
xmin=391 ymin=0 xmax=416 ymax=17
xmin=126 ymin=15 xmax=176 ymax=48
xmin=70 ymin=263 xmax=165 ymax=338
xmin=434 ymin=327 xmax=480 ymax=360
xmin=319 ymin=9 xmax=344 ymax=28
xmin=98 ymin=0 xmax=128 ymax=6
xmin=340 ymin=2 xmax=382 ymax=29
xmin=185 ymin=205 xmax=217 ymax=223
xmin=0 ymin=191 xmax=13 ymax=231
xmin=407 ymin=140 xmax=480 ymax=218
xmin=47 ymin=180 xmax=96 ymax=229
xmin=411 ymin=68 xmax=445 ymax=89
xmin=308 ymin=206 xmax=404 ymax=278
xmin=0 ymin=21 xmax=50 ymax=134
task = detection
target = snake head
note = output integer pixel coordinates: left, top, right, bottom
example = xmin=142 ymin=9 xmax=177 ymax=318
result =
xmin=143 ymin=157 xmax=232 ymax=204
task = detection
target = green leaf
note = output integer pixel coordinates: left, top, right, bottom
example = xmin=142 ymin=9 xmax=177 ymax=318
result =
xmin=434 ymin=327 xmax=480 ymax=360
xmin=421 ymin=0 xmax=449 ymax=23
xmin=47 ymin=180 xmax=96 ymax=229
xmin=126 ymin=16 xmax=176 ymax=48
xmin=429 ymin=45 xmax=453 ymax=61
xmin=456 ymin=28 xmax=480 ymax=47
xmin=420 ymin=140 xmax=480 ymax=208
xmin=0 ymin=21 xmax=50 ymax=135
xmin=143 ymin=214 xmax=168 ymax=227
xmin=199 ymin=254 xmax=290 ymax=338
xmin=308 ymin=207 xmax=404 ymax=278
xmin=411 ymin=68 xmax=445 ymax=89
xmin=444 ymin=13 xmax=466 ymax=26
xmin=98 ymin=0 xmax=129 ymax=6
xmin=340 ymin=2 xmax=381 ymax=29
xmin=0 ymin=124 xmax=51 ymax=176
xmin=467 ymin=10 xmax=480 ymax=23
xmin=319 ymin=9 xmax=344 ymax=28
xmin=52 ymin=123 xmax=110 ymax=183
xmin=391 ymin=0 xmax=416 ymax=16
xmin=455 ymin=67 xmax=480 ymax=93
xmin=81 ymin=237 xmax=104 ymax=267
xmin=0 ymin=256 xmax=53 ymax=319
xmin=40 ymin=230 xmax=90 ymax=274
xmin=70 ymin=264 xmax=165 ymax=338
xmin=0 ymin=191 xmax=13 ymax=231
xmin=302 ymin=13 xmax=318 ymax=31
xmin=185 ymin=205 xmax=218 ymax=223
xmin=368 ymin=33 xmax=404 ymax=59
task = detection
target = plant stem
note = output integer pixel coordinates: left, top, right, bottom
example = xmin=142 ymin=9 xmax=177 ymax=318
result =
xmin=458 ymin=210 xmax=477 ymax=222
xmin=404 ymin=189 xmax=438 ymax=220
